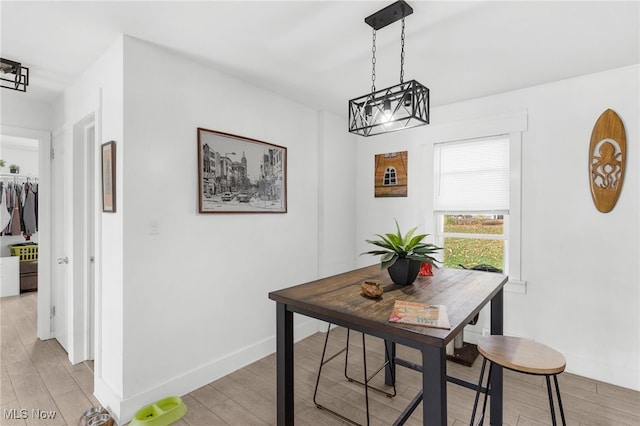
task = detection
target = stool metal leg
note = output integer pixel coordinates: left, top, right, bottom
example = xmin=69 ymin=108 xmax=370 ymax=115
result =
xmin=361 ymin=333 xmax=370 ymax=426
xmin=479 ymin=362 xmax=493 ymax=425
xmin=470 ymin=358 xmax=492 ymax=426
xmin=313 ymin=324 xmax=343 ymax=410
xmin=545 ymin=374 xmax=567 ymax=426
xmin=345 ymin=330 xmax=397 ymax=398
xmin=313 ymin=324 xmax=396 ymax=426
xmin=546 ymin=375 xmax=557 ymax=426
xmin=470 ymin=357 xmax=488 ymax=426
xmin=471 ymin=361 xmax=567 ymax=426
xmin=553 ymin=375 xmax=567 ymax=426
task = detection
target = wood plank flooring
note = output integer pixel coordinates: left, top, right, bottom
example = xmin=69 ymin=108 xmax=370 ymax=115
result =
xmin=1 ymin=292 xmax=638 ymax=425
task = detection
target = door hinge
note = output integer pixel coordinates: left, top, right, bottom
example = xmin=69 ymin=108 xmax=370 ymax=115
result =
xmin=50 ymin=146 xmax=55 ymax=160
xmin=51 ymin=306 xmax=55 ymax=317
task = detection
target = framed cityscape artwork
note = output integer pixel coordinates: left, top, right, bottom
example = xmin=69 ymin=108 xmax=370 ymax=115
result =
xmin=197 ymin=128 xmax=287 ymax=213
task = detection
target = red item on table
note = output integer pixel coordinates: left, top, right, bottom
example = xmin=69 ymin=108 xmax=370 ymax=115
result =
xmin=419 ymin=262 xmax=433 ymax=276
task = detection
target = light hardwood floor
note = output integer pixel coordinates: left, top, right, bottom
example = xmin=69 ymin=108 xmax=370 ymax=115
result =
xmin=1 ymin=292 xmax=639 ymax=425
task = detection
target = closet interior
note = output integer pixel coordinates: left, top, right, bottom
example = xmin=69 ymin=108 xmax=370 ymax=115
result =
xmin=0 ymin=136 xmax=39 ymax=297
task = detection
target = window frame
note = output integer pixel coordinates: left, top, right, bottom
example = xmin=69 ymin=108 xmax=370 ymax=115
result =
xmin=433 ymin=135 xmax=510 ymax=274
xmin=384 ymin=167 xmax=397 ymax=186
xmin=423 ymin=110 xmax=526 ymax=293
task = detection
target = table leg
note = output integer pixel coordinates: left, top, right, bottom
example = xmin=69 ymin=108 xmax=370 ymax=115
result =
xmin=385 ymin=339 xmax=396 ymax=385
xmin=276 ymin=303 xmax=294 ymax=426
xmin=489 ymin=288 xmax=504 ymax=425
xmin=422 ymin=344 xmax=447 ymax=426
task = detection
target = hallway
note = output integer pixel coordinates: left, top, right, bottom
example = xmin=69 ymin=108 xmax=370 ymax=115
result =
xmin=1 ymin=292 xmax=95 ymax=425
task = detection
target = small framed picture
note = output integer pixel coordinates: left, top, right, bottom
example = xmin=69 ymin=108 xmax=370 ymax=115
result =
xmin=374 ymin=151 xmax=408 ymax=197
xmin=101 ymin=141 xmax=116 ymax=212
xmin=197 ymin=128 xmax=287 ymax=213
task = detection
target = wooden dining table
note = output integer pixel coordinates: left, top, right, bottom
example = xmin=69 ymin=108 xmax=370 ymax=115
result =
xmin=268 ymin=264 xmax=508 ymax=425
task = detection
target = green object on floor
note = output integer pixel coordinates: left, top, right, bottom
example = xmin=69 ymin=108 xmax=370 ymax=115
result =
xmin=129 ymin=396 xmax=187 ymax=426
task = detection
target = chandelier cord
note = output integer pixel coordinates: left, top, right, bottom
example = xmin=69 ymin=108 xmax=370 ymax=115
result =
xmin=371 ymin=28 xmax=377 ymax=93
xmin=400 ymin=16 xmax=405 ymax=84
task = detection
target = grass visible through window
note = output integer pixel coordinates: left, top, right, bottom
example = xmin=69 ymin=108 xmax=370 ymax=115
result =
xmin=442 ymin=216 xmax=504 ymax=271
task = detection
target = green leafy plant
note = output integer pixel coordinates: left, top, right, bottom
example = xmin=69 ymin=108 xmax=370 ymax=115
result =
xmin=362 ymin=220 xmax=442 ymax=270
xmin=0 ymin=160 xmax=5 ymax=168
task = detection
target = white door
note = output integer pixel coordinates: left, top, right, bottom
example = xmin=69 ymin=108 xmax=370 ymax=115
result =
xmin=51 ymin=115 xmax=96 ymax=363
xmin=71 ymin=118 xmax=96 ymax=361
xmin=85 ymin=124 xmax=96 ymax=360
xmin=51 ymin=128 xmax=70 ymax=352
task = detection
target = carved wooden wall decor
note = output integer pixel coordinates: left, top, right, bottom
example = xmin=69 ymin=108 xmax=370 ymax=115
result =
xmin=589 ymin=109 xmax=626 ymax=213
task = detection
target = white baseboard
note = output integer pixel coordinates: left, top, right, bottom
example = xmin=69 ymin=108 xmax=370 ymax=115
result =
xmin=102 ymin=315 xmax=320 ymax=424
xmin=93 ymin=377 xmax=124 ymax=424
xmin=563 ymin=350 xmax=639 ymax=392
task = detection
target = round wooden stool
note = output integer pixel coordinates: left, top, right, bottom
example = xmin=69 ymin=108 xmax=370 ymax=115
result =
xmin=470 ymin=336 xmax=567 ymax=426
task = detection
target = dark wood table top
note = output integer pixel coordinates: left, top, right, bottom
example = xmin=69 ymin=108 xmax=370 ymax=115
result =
xmin=269 ymin=264 xmax=508 ymax=348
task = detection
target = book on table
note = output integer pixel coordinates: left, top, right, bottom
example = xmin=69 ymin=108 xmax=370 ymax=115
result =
xmin=389 ymin=300 xmax=451 ymax=330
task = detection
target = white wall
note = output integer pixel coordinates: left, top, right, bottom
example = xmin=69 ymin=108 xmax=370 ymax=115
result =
xmin=317 ymin=111 xmax=358 ymax=277
xmin=52 ymin=36 xmax=125 ymax=412
xmin=0 ymin=141 xmax=38 ymax=177
xmin=116 ymin=37 xmax=352 ymax=422
xmin=45 ymin=34 xmax=355 ymax=423
xmin=355 ymin=65 xmax=639 ymax=391
xmin=1 ymin=91 xmax=52 ymax=131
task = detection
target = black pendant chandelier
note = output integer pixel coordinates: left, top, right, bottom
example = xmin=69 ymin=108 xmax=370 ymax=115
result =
xmin=348 ymin=1 xmax=429 ymax=137
xmin=0 ymin=58 xmax=29 ymax=92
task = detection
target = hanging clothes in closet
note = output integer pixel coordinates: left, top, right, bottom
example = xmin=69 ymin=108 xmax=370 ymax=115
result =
xmin=0 ymin=178 xmax=39 ymax=239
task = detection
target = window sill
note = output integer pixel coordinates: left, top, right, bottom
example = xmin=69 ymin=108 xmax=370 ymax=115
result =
xmin=505 ymin=279 xmax=526 ymax=294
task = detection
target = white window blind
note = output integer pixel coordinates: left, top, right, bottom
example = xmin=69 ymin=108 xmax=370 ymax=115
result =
xmin=434 ymin=137 xmax=509 ymax=213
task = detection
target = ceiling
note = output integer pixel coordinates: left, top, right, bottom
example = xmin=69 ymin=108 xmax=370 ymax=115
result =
xmin=1 ymin=1 xmax=638 ymax=116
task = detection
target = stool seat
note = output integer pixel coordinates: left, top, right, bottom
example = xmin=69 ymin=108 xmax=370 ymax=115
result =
xmin=472 ymin=336 xmax=567 ymax=425
xmin=478 ymin=336 xmax=566 ymax=375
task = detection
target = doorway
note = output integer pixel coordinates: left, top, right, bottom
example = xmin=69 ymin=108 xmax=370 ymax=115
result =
xmin=0 ymin=125 xmax=52 ymax=340
xmin=73 ymin=117 xmax=96 ymax=361
xmin=50 ymin=114 xmax=97 ymax=363
xmin=2 ymin=115 xmax=97 ymax=366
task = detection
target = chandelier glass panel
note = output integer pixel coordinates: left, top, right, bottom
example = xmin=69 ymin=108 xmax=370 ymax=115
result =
xmin=348 ymin=1 xmax=429 ymax=137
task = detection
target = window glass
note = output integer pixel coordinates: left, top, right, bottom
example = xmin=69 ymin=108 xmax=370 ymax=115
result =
xmin=441 ymin=214 xmax=504 ymax=270
xmin=443 ymin=214 xmax=504 ymax=235
xmin=434 ymin=137 xmax=509 ymax=273
xmin=384 ymin=167 xmax=397 ymax=185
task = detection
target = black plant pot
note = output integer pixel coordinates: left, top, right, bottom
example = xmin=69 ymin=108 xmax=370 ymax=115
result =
xmin=387 ymin=258 xmax=422 ymax=285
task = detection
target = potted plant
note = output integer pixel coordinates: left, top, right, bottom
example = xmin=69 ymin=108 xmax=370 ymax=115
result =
xmin=9 ymin=164 xmax=19 ymax=174
xmin=363 ymin=220 xmax=442 ymax=285
xmin=0 ymin=160 xmax=5 ymax=169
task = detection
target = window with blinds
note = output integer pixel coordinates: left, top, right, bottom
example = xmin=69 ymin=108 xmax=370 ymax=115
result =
xmin=433 ymin=136 xmax=510 ymax=272
xmin=434 ymin=137 xmax=509 ymax=214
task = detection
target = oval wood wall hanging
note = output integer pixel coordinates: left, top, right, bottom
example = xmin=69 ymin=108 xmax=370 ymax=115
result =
xmin=589 ymin=109 xmax=626 ymax=213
